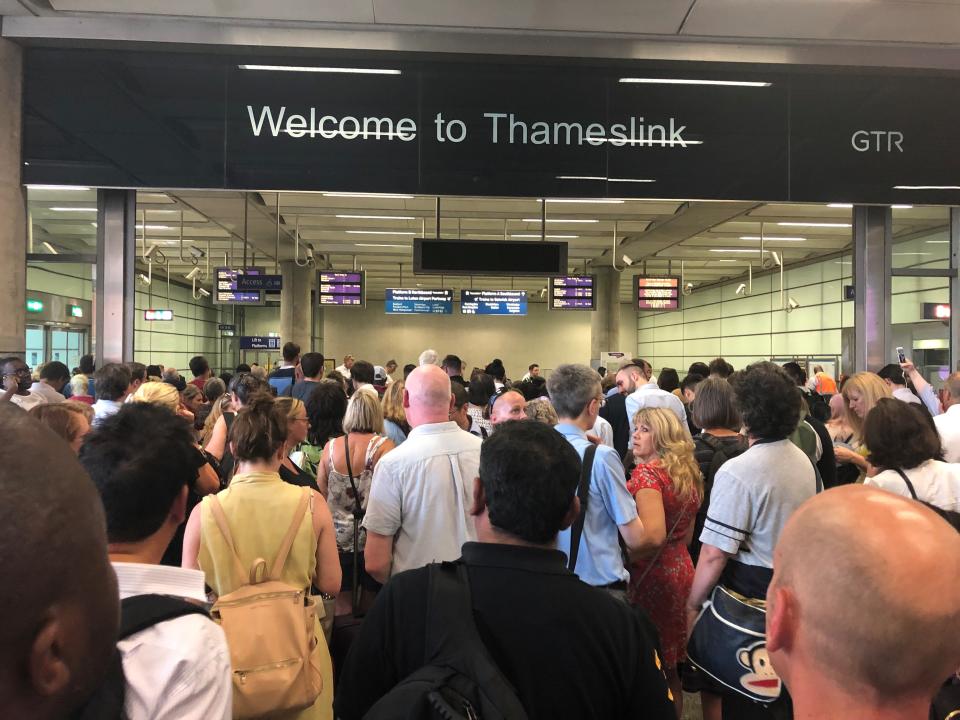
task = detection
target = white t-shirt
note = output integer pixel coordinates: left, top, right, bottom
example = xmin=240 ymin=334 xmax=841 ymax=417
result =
xmin=363 ymin=421 xmax=481 ymax=577
xmin=593 ymin=415 xmax=614 ymax=448
xmin=866 ymin=459 xmax=960 ymax=513
xmin=8 ymin=392 xmax=45 ymax=412
xmin=934 ymin=405 xmax=960 ymax=464
xmin=29 ymin=381 xmax=65 ymax=404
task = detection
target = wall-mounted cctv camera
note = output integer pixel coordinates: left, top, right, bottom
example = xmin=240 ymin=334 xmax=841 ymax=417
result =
xmin=305 ymin=244 xmax=315 ymax=260
xmin=188 ymin=245 xmax=205 ymax=260
xmin=735 ymin=283 xmax=747 ymax=296
xmin=184 ymin=267 xmax=202 ymax=281
xmin=197 ymin=287 xmax=211 ymax=298
xmin=682 ymin=282 xmax=694 ymax=296
xmin=137 ymin=273 xmax=151 ymax=286
xmin=786 ymin=296 xmax=800 ymax=313
xmin=622 ymin=254 xmax=634 ymax=266
xmin=143 ymin=243 xmax=159 ymax=259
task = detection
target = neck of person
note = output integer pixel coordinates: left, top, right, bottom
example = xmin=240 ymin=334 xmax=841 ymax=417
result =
xmin=475 ymin=513 xmax=557 ymax=552
xmin=236 ymin=457 xmax=282 ymax=474
xmin=635 ymin=451 xmax=659 ymax=465
xmin=407 ymin=409 xmax=452 ymax=428
xmin=789 ymin=672 xmax=930 ymax=720
xmin=558 ymin=412 xmax=594 ymax=433
xmin=108 ymin=528 xmax=175 ymax=566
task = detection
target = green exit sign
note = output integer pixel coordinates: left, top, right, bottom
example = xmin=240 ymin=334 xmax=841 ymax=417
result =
xmin=26 ymin=299 xmax=43 ymax=313
xmin=68 ymin=304 xmax=83 ymax=318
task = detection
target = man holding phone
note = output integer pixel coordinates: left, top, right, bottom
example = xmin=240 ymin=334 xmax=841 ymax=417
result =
xmin=0 ymin=357 xmax=43 ymax=412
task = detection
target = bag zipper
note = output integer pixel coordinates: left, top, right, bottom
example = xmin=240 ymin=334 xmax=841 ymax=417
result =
xmin=216 ymin=590 xmax=303 ymax=608
xmin=235 ymin=658 xmax=301 ymax=684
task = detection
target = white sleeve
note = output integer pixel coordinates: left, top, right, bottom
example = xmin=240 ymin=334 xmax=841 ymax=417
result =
xmin=362 ymin=460 xmax=403 ymax=536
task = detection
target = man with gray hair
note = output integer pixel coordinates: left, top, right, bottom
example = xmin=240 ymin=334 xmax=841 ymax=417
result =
xmin=547 ymin=364 xmax=646 ymax=600
xmin=363 ymin=364 xmax=482 ymax=582
xmin=934 ymin=371 xmax=960 ymax=462
xmin=418 ymin=348 xmax=439 ymax=367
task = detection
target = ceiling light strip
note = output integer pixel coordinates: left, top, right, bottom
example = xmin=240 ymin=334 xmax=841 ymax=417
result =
xmin=239 ymin=64 xmax=401 ymax=75
xmin=619 ymin=78 xmax=771 ymax=88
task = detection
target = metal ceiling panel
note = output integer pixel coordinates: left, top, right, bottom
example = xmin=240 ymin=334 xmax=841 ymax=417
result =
xmin=48 ymin=0 xmax=375 ymax=23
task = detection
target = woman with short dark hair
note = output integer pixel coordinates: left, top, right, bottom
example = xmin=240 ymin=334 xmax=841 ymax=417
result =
xmin=864 ymin=398 xmax=959 ymax=513
xmin=183 ymin=395 xmax=340 ymax=719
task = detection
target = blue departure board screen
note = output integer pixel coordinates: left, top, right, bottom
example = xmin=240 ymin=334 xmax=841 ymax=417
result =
xmin=549 ymin=275 xmax=596 ymax=310
xmin=460 ymin=290 xmax=527 ymax=316
xmin=215 ymin=267 xmax=264 ymax=305
xmin=385 ymin=288 xmax=453 ymax=314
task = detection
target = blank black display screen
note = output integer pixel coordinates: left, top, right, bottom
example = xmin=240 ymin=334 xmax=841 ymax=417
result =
xmin=414 ymin=239 xmax=567 ymax=276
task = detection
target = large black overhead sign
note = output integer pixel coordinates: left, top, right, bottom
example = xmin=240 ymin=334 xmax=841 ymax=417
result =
xmin=21 ymin=49 xmax=960 ymax=204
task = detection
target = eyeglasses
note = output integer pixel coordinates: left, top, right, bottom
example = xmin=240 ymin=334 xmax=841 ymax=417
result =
xmin=3 ymin=367 xmax=31 ymax=377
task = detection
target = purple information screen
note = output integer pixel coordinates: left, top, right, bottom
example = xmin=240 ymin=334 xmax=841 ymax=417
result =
xmin=549 ymin=275 xmax=596 ymax=311
xmin=215 ymin=267 xmax=264 ymax=305
xmin=318 ymin=271 xmax=365 ymax=307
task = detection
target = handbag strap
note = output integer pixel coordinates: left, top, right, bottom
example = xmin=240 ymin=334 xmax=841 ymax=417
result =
xmin=568 ymin=443 xmax=597 ymax=572
xmin=632 ymin=506 xmax=685 ymax=588
xmin=269 ymin=489 xmax=311 ymax=580
xmin=344 ymin=434 xmax=363 ymax=616
xmin=894 ymin=468 xmax=919 ymax=500
xmin=343 ymin=434 xmax=364 ymax=518
xmin=207 ymin=495 xmax=248 ymax=581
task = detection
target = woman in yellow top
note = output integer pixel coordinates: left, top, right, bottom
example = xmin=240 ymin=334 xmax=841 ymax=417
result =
xmin=183 ymin=394 xmax=341 ymax=719
xmin=834 ymin=372 xmax=891 ymax=481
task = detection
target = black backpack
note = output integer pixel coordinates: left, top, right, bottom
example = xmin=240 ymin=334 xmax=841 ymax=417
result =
xmin=70 ymin=594 xmax=210 ymax=720
xmin=363 ymin=562 xmax=528 ymax=720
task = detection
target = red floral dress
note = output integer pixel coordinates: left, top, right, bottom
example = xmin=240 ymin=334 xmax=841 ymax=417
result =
xmin=626 ymin=463 xmax=701 ymax=667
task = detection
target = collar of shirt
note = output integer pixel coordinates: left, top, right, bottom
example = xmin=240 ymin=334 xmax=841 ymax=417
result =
xmin=461 ymin=542 xmax=571 ymax=576
xmin=407 ymin=420 xmax=462 ymax=438
xmin=554 ymin=422 xmax=588 ymax=440
xmin=639 ymin=382 xmax=659 ymax=390
xmin=112 ymin=562 xmax=208 ymax=602
xmin=94 ymin=398 xmax=122 ymax=410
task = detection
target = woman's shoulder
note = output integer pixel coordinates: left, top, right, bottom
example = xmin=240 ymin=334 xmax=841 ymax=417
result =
xmin=629 ymin=462 xmax=669 ymax=492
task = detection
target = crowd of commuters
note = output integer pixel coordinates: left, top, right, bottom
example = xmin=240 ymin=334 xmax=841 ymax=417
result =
xmin=2 ymin=344 xmax=959 ymax=720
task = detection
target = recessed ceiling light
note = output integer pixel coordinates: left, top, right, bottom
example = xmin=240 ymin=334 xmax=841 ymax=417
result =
xmin=239 ymin=64 xmax=401 ymax=75
xmin=41 ymin=241 xmax=58 ymax=255
xmin=926 ymin=240 xmax=950 ymax=244
xmin=893 ymin=252 xmax=932 ymax=256
xmin=521 ymin=218 xmax=599 ymax=223
xmin=715 ymin=260 xmax=739 ymax=263
xmin=778 ymin=222 xmax=852 ymax=228
xmin=709 ymin=249 xmax=756 ymax=253
xmin=739 ymin=236 xmax=806 ymax=242
xmin=137 ymin=225 xmax=172 ymax=230
xmin=346 ymin=230 xmax=417 ymax=235
xmin=354 ymin=243 xmax=409 ymax=248
xmin=512 ymin=234 xmax=579 ymax=239
xmin=891 ymin=205 xmax=914 ymax=209
xmin=827 ymin=203 xmax=853 ymax=208
xmin=893 ymin=185 xmax=960 ymax=190
xmin=49 ymin=207 xmax=97 ymax=212
xmin=335 ymin=214 xmax=416 ymax=220
xmin=323 ymin=192 xmax=415 ymax=199
xmin=619 ymin=77 xmax=771 ymax=87
xmin=28 ymin=185 xmax=91 ymax=191
xmin=537 ymin=199 xmax=624 ymax=204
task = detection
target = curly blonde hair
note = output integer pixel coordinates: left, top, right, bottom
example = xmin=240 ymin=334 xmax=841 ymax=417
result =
xmin=633 ymin=407 xmax=703 ymax=502
xmin=842 ymin=372 xmax=892 ymax=442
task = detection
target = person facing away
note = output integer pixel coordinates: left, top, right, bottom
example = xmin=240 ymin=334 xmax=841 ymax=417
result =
xmin=79 ymin=403 xmax=232 ymax=720
xmin=362 ymin=364 xmax=482 ymax=583
xmin=334 ymin=420 xmax=678 ymax=720
xmin=182 ymin=394 xmax=341 ymax=720
xmin=30 ymin=360 xmax=71 ymax=404
xmin=187 ymin=355 xmax=212 ymax=394
xmin=285 ymin=352 xmax=326 ymax=401
xmin=29 ymin=402 xmax=91 ymax=455
xmin=269 ymin=342 xmax=302 ymax=396
xmin=547 ymin=363 xmax=647 ymax=597
xmin=92 ymin=362 xmax=134 ymax=425
xmin=0 ymin=404 xmax=120 ymax=720
xmin=766 ymin=485 xmax=960 ymax=720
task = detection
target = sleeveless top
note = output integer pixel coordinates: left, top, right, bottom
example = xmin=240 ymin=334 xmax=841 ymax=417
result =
xmin=198 ymin=471 xmax=317 ymax=596
xmin=327 ymin=434 xmax=389 ymax=553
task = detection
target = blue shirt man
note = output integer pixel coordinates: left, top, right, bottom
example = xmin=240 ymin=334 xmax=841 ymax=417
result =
xmin=546 ymin=364 xmax=647 ymax=596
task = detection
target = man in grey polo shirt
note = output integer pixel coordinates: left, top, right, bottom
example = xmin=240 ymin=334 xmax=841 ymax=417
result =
xmin=363 ymin=364 xmax=482 ymax=582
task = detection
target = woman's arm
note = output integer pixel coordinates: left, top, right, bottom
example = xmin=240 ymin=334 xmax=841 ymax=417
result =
xmin=194 ymin=452 xmax=221 ymax=495
xmin=204 ymin=414 xmax=227 ymax=461
xmin=834 ymin=445 xmax=869 ymax=469
xmin=182 ymin=502 xmax=203 ymax=570
xmin=316 ymin=440 xmax=332 ymax=498
xmin=631 ymin=489 xmax=667 ymax=557
xmin=311 ymin=490 xmax=343 ymax=595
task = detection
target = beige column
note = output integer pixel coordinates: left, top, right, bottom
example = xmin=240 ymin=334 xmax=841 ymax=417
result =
xmin=590 ymin=266 xmax=621 ymax=365
xmin=0 ymin=39 xmax=26 ymax=357
xmin=280 ymin=261 xmax=313 ymax=352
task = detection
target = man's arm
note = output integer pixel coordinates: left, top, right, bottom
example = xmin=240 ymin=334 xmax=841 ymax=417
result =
xmin=364 ymin=531 xmax=394 ymax=585
xmin=902 ymin=359 xmax=942 ymax=416
xmin=686 ymin=543 xmax=731 ymax=631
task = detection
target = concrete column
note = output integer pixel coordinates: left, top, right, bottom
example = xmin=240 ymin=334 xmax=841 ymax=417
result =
xmin=0 ymin=40 xmax=26 ymax=357
xmin=950 ymin=208 xmax=960 ymax=373
xmin=95 ymin=189 xmax=136 ymax=364
xmin=280 ymin=261 xmax=313 ymax=352
xmin=590 ymin=267 xmax=621 ymax=365
xmin=853 ymin=206 xmax=892 ymax=372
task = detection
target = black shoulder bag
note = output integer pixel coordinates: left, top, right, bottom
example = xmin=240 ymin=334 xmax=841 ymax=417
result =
xmin=567 ymin=444 xmax=597 ymax=572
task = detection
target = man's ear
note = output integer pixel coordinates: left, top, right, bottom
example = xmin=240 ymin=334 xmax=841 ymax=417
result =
xmin=402 ymin=390 xmax=411 ymax=410
xmin=469 ymin=476 xmax=486 ymax=517
xmin=449 ymin=394 xmax=456 ymax=413
xmin=171 ymin=484 xmax=189 ymax=525
xmin=29 ymin=614 xmax=72 ymax=698
xmin=560 ymin=496 xmax=581 ymax=531
xmin=765 ymin=585 xmax=795 ymax=655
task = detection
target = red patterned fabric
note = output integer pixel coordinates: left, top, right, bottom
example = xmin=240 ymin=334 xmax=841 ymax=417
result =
xmin=626 ymin=463 xmax=700 ymax=667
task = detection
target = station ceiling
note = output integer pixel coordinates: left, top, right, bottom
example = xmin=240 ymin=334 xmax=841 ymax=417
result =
xmin=4 ymin=0 xmax=960 ymax=48
xmin=28 ymin=188 xmax=948 ymax=302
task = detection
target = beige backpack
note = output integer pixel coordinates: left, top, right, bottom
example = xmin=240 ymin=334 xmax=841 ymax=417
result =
xmin=208 ymin=489 xmax=323 ymax=719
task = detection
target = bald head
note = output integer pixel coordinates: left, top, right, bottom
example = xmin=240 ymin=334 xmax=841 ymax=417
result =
xmin=0 ymin=405 xmax=119 ymax=717
xmin=404 ymin=365 xmax=454 ymax=427
xmin=767 ymin=486 xmax=960 ymax=706
xmin=944 ymin=372 xmax=960 ymax=405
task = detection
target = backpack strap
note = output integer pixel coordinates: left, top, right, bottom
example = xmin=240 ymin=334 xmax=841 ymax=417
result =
xmin=270 ymin=488 xmax=311 ymax=580
xmin=425 ymin=563 xmax=529 ymax=719
xmin=894 ymin=468 xmax=919 ymax=500
xmin=120 ymin=594 xmax=210 ymax=639
xmin=207 ymin=495 xmax=248 ymax=582
xmin=568 ymin=444 xmax=597 ymax=572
